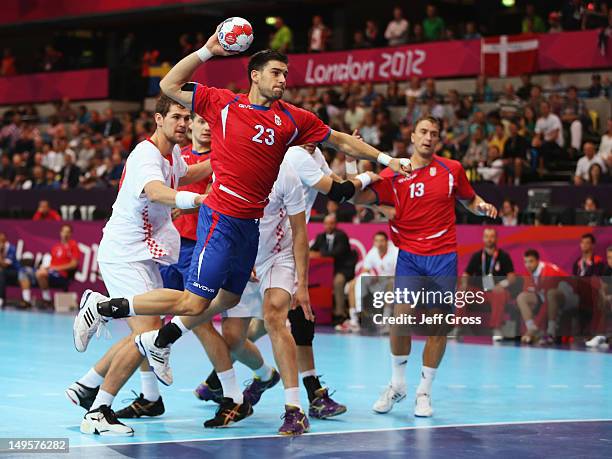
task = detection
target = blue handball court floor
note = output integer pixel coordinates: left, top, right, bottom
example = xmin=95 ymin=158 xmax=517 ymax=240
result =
xmin=0 ymin=309 xmax=610 ymax=458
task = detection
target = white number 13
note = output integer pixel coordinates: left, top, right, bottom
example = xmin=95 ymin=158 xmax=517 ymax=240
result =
xmin=252 ymin=124 xmax=275 ymax=145
xmin=409 ymin=182 xmax=424 ymax=198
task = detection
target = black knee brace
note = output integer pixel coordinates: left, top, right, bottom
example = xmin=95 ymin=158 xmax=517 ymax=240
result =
xmin=288 ymin=307 xmax=315 ymax=346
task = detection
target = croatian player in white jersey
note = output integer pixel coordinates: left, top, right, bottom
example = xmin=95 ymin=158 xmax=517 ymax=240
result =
xmin=70 ymin=95 xmax=212 ymax=436
xmin=338 ymin=231 xmax=398 ymax=333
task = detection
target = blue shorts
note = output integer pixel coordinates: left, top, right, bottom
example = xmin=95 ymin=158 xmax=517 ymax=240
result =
xmin=395 ymin=250 xmax=457 ymax=310
xmin=186 ymin=204 xmax=260 ymax=300
xmin=160 ymin=238 xmax=197 ymax=291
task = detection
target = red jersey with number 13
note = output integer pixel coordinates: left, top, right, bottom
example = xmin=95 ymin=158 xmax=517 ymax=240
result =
xmin=191 ymin=83 xmax=330 ymax=219
xmin=370 ymin=155 xmax=475 ymax=256
xmin=172 ymin=144 xmax=212 ymax=241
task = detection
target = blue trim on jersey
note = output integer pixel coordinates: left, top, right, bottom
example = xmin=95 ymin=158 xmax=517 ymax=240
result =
xmin=191 ymin=84 xmax=198 ymax=110
xmin=321 ymin=127 xmax=332 ymax=142
xmin=280 ymin=104 xmax=298 ymax=129
xmin=191 ymin=149 xmax=211 ymax=157
xmin=251 ymin=103 xmax=270 ymax=111
xmin=433 ymin=158 xmax=451 ymax=173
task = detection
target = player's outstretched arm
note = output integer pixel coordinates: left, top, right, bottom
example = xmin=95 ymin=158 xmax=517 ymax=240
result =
xmin=288 ymin=211 xmax=315 ymax=321
xmin=461 ymin=194 xmax=498 ymax=218
xmin=160 ymin=27 xmax=236 ymax=108
xmin=144 ymin=180 xmax=204 ymax=208
xmin=327 ymin=129 xmax=411 ymax=176
xmin=179 ymin=159 xmax=213 ymax=186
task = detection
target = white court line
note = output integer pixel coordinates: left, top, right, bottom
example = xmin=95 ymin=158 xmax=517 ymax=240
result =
xmin=70 ymin=418 xmax=612 ymax=449
xmin=585 ymin=384 xmax=603 ymax=388
xmin=516 ymin=385 xmax=534 ymax=389
xmin=480 ymin=384 xmax=500 ymax=389
xmin=60 ymin=418 xmax=198 ymax=429
xmin=447 ymin=384 xmax=466 ymax=389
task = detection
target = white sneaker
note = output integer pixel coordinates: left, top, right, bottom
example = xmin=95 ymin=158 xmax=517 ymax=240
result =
xmin=585 ymin=335 xmax=608 ymax=349
xmin=73 ymin=289 xmax=110 ymax=352
xmin=80 ymin=405 xmax=134 ymax=436
xmin=414 ymin=393 xmax=433 ymax=417
xmin=372 ymin=384 xmax=406 ymax=413
xmin=135 ymin=331 xmax=173 ymax=386
xmin=492 ymin=328 xmax=504 ymax=342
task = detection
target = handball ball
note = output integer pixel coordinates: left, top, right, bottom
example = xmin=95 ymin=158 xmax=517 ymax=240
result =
xmin=217 ymin=17 xmax=254 ymax=53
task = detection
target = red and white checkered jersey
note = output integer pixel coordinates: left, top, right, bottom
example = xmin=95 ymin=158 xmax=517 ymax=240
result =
xmin=191 ymin=84 xmax=330 ymax=219
xmin=98 ymin=139 xmax=188 ymax=265
xmin=254 ymin=160 xmax=305 ymax=268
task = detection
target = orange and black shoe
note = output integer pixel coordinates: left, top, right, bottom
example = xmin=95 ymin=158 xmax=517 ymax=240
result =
xmin=203 ymin=397 xmax=253 ymax=428
xmin=115 ymin=392 xmax=165 ymax=418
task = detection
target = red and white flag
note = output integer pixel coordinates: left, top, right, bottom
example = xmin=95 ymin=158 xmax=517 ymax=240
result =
xmin=481 ymin=33 xmax=539 ymax=77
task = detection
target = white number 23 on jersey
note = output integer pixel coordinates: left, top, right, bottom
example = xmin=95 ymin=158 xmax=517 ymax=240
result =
xmin=409 ymin=182 xmax=424 ymax=198
xmin=252 ymin=125 xmax=275 ymax=145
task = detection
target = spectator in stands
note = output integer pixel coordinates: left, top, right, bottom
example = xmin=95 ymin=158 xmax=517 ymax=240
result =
xmin=0 ymin=231 xmax=20 ymax=308
xmin=534 ymin=100 xmax=564 ymax=169
xmin=41 ymin=45 xmax=63 ymax=72
xmin=44 ymin=137 xmax=68 ymax=173
xmin=585 ymin=246 xmax=612 ymax=349
xmin=344 ymin=97 xmax=366 ymax=131
xmin=385 ymin=7 xmax=409 ymax=46
xmin=522 ymin=4 xmax=546 ymax=33
xmin=575 ymin=141 xmax=607 ymax=185
xmin=477 ymin=145 xmax=505 ymax=184
xmin=462 ymin=125 xmax=488 ymax=169
xmin=361 ymin=82 xmax=379 ymax=107
xmin=423 ymin=4 xmax=445 ymax=41
xmin=562 ymin=85 xmax=585 ymax=153
xmin=308 ymin=15 xmax=332 ymax=52
xmin=463 ymin=21 xmax=481 ymax=39
xmin=503 ymin=120 xmax=528 ymax=184
xmin=59 ymin=152 xmax=81 ymax=190
xmin=562 ymin=0 xmax=585 ymax=31
xmin=310 ymin=214 xmax=355 ymax=322
xmin=0 ymin=113 xmax=21 ymax=153
xmin=106 ymin=152 xmax=125 ymax=188
xmin=178 ymin=33 xmax=193 ymax=57
xmin=359 ymin=111 xmax=380 ymax=147
xmin=75 ymin=137 xmax=96 ymax=171
xmin=473 ymin=74 xmax=494 ymax=103
xmin=386 ymin=80 xmax=404 ymax=106
xmin=598 ymin=118 xmax=612 ymax=159
xmin=489 ymin=123 xmax=508 ymax=153
xmin=497 ymin=83 xmax=523 ymax=122
xmin=583 ymin=1 xmax=610 ymax=29
xmin=375 ymin=111 xmax=399 ymax=152
xmin=365 ymin=20 xmax=384 ymax=47
xmin=101 ymin=108 xmax=122 ymax=138
xmin=517 ymin=74 xmax=533 ymax=101
xmin=20 ymin=224 xmax=81 ymax=307
xmin=1 ymin=48 xmax=16 ymax=76
xmin=462 ymin=228 xmax=517 ymax=341
xmin=500 ymin=199 xmax=520 ymax=226
xmin=520 ymin=105 xmax=537 ymax=140
xmin=0 ymin=154 xmax=15 ymax=188
xmin=517 ymin=249 xmax=571 ymax=345
xmin=352 ymin=30 xmax=370 ymax=49
xmin=32 ymin=200 xmax=61 ymax=221
xmin=548 ymin=11 xmax=563 ymax=33
xmin=573 ymin=233 xmax=605 ymax=277
xmin=22 ymin=165 xmax=49 ymax=190
xmin=544 ymin=72 xmax=565 ymax=96
xmin=583 ymin=195 xmax=599 ymax=212
xmin=405 ymin=76 xmax=424 ymax=102
xmin=270 ymin=17 xmax=293 ymax=53
xmin=9 ymin=153 xmax=28 ymax=189
xmin=527 ymin=85 xmax=545 ymax=115
xmin=588 ymin=74 xmax=606 ymax=98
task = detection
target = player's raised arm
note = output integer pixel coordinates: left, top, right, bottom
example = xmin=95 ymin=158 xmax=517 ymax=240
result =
xmin=327 ymin=129 xmax=411 ymax=177
xmin=179 ymin=159 xmax=213 ymax=186
xmin=160 ymin=27 xmax=235 ymax=108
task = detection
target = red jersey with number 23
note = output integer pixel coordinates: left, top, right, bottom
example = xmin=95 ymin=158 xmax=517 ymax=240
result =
xmin=172 ymin=144 xmax=212 ymax=241
xmin=191 ymin=84 xmax=331 ymax=219
xmin=370 ymin=155 xmax=475 ymax=256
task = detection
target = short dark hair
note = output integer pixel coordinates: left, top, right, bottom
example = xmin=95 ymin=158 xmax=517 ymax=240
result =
xmin=581 ymin=233 xmax=596 ymax=244
xmin=61 ymin=223 xmax=73 ymax=232
xmin=374 ymin=231 xmax=388 ymax=240
xmin=155 ymin=94 xmax=186 ymax=117
xmin=414 ymin=115 xmax=440 ymax=130
xmin=248 ymin=49 xmax=288 ymax=84
xmin=524 ymin=249 xmax=539 ymax=260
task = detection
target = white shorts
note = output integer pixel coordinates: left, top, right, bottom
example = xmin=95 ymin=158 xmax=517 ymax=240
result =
xmin=98 ymin=260 xmax=164 ymax=298
xmin=224 ymin=251 xmax=296 ymax=320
